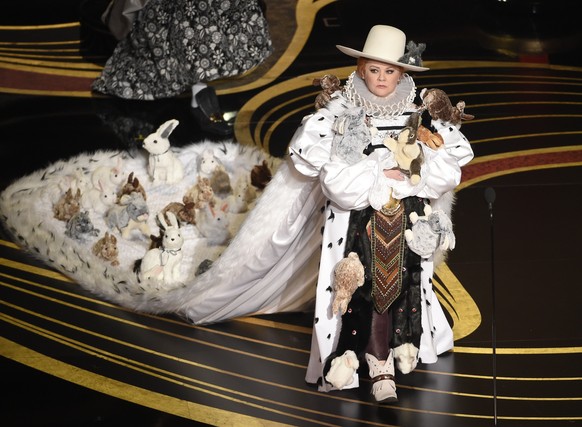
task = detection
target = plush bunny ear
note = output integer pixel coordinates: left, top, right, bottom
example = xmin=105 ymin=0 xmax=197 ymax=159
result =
xmin=157 ymin=211 xmax=169 ymax=230
xmin=166 ymin=211 xmax=179 ymax=228
xmin=158 ymin=119 xmax=179 ymax=139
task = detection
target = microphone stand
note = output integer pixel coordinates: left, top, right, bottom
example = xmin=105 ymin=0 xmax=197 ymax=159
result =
xmin=485 ymin=187 xmax=498 ymax=425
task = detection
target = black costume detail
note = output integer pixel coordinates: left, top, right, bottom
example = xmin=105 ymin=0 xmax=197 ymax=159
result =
xmin=323 ymin=197 xmax=425 ymax=379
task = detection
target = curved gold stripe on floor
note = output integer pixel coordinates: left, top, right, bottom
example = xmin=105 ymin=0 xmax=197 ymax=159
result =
xmin=0 ymin=338 xmax=291 ymax=427
xmin=0 ymin=23 xmax=80 ymax=31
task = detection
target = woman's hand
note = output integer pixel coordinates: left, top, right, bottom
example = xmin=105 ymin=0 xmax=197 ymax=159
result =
xmin=383 ymin=168 xmax=406 ymax=180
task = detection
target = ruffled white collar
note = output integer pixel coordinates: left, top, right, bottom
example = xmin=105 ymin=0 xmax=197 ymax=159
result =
xmin=343 ymin=71 xmax=417 ymax=118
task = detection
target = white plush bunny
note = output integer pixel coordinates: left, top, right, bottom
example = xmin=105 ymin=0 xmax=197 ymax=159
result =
xmin=196 ymin=202 xmax=231 ymax=246
xmin=91 ymin=157 xmax=124 ymax=190
xmin=224 ymin=175 xmax=254 ymax=213
xmin=142 ymin=119 xmax=184 ymax=184
xmin=198 ymin=148 xmax=222 ymax=179
xmin=60 ymin=168 xmax=91 ymax=195
xmin=138 ymin=211 xmax=184 ymax=284
xmin=81 ymin=179 xmax=118 ymax=214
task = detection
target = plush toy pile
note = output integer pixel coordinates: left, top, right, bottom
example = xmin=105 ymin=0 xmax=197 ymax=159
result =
xmin=45 ymin=120 xmax=278 ymax=288
xmin=1 ymin=118 xmax=293 ymax=293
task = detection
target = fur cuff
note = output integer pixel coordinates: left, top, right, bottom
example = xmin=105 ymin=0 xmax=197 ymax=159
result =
xmin=393 ymin=343 xmax=419 ymax=374
xmin=325 ymin=350 xmax=359 ymax=389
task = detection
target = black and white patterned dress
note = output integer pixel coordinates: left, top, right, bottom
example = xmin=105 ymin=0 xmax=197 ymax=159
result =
xmin=92 ymin=0 xmax=272 ymax=100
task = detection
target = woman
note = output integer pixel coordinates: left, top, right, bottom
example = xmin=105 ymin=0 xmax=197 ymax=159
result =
xmin=92 ymin=0 xmax=273 ymax=135
xmin=288 ymin=25 xmax=474 ymax=402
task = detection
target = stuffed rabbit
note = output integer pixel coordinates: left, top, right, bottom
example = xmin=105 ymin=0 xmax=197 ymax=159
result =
xmin=196 ymin=202 xmax=230 ymax=246
xmin=91 ymin=157 xmax=125 ymax=191
xmin=81 ymin=179 xmax=118 ymax=214
xmin=137 ymin=211 xmax=184 ymax=283
xmin=142 ymin=119 xmax=184 ymax=184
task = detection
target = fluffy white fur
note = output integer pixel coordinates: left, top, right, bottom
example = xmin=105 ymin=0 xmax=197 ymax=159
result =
xmin=0 ymin=140 xmax=323 ymax=324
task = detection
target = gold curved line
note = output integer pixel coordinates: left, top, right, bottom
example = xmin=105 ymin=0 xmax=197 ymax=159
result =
xmin=469 ymin=130 xmax=582 ymax=145
xmin=422 ymin=60 xmax=582 ymax=73
xmin=461 ymin=162 xmax=582 ymax=192
xmin=0 ymin=49 xmax=80 ymax=54
xmin=412 ymin=367 xmax=582 ymax=382
xmin=235 ymin=66 xmax=353 ymax=145
xmin=0 ymin=58 xmax=102 ymax=73
xmin=397 ymin=383 xmax=582 ymax=401
xmin=236 ymin=317 xmax=312 ymax=335
xmin=434 ymin=263 xmax=481 ymax=341
xmin=0 ymin=23 xmax=80 ymax=31
xmin=465 ymin=101 xmax=582 ymax=109
xmin=413 ymin=79 xmax=582 ymax=88
xmin=454 ymin=345 xmax=582 ymax=355
xmin=0 ymin=269 xmax=310 ymax=355
xmin=250 ymin=92 xmax=316 ymax=149
xmin=0 ymin=239 xmax=20 ymax=249
xmin=0 ymin=258 xmax=73 ymax=282
xmin=467 ymin=145 xmax=582 ymax=163
xmin=4 ymin=291 xmax=581 ymax=422
xmin=9 ymin=331 xmax=565 ymax=424
xmin=236 ymin=63 xmax=582 ymax=146
xmin=0 ymin=337 xmax=292 ymax=427
xmin=433 ymin=89 xmax=582 ymax=97
xmin=0 ymin=279 xmax=307 ymax=359
xmin=463 ymin=113 xmax=582 ymax=125
xmin=469 ymin=114 xmax=582 ymax=123
xmin=458 ymin=147 xmax=582 ymax=191
xmin=414 ymin=72 xmax=582 ymax=81
xmin=0 ymin=40 xmax=80 ymax=46
xmin=0 ymin=315 xmax=478 ymax=425
xmin=0 ymin=87 xmax=91 ymax=97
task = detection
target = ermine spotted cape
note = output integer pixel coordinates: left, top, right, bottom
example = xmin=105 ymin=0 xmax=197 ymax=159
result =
xmin=0 ymin=140 xmax=324 ymax=324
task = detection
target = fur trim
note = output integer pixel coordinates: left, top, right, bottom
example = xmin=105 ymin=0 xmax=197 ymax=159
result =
xmin=430 ymin=190 xmax=456 ymax=266
xmin=393 ymin=343 xmax=419 ymax=374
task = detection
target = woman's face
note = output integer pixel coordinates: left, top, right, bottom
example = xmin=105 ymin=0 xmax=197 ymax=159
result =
xmin=361 ymin=60 xmax=403 ymax=98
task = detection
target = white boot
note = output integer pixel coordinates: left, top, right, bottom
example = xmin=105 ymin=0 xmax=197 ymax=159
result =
xmin=365 ymin=351 xmax=398 ymax=403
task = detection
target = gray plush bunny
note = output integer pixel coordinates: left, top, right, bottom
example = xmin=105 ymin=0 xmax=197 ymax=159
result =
xmin=330 ymin=106 xmax=373 ymax=165
xmin=398 ymin=41 xmax=426 ymax=68
xmin=404 ymin=204 xmax=455 ymax=259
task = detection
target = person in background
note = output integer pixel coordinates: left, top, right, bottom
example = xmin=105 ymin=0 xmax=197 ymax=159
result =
xmin=288 ymin=25 xmax=474 ymax=402
xmin=93 ymin=0 xmax=272 ymax=136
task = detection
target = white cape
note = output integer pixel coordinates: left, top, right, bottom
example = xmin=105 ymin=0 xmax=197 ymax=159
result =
xmin=0 ymin=140 xmax=324 ymax=324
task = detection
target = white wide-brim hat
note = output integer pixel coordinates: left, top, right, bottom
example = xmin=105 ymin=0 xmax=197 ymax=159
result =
xmin=336 ymin=25 xmax=429 ymax=72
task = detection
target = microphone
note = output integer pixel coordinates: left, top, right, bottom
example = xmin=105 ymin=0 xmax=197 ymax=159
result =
xmin=484 ymin=186 xmax=498 ymax=425
xmin=485 ymin=187 xmax=496 ymax=219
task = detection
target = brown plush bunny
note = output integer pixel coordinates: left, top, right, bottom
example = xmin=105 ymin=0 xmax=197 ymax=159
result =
xmin=313 ymin=74 xmax=342 ymax=110
xmin=420 ymin=88 xmax=474 ymax=125
xmin=92 ymin=232 xmax=119 ymax=266
xmin=250 ymin=160 xmax=272 ymax=190
xmin=160 ymin=201 xmax=196 ymax=226
xmin=53 ymin=188 xmax=82 ymax=221
xmin=331 ymin=252 xmax=365 ymax=315
xmin=383 ymin=112 xmax=424 ymax=185
xmin=118 ymin=171 xmax=147 ymax=201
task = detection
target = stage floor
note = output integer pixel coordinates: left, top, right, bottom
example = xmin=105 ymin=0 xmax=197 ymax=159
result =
xmin=1 ymin=1 xmax=581 ymax=426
